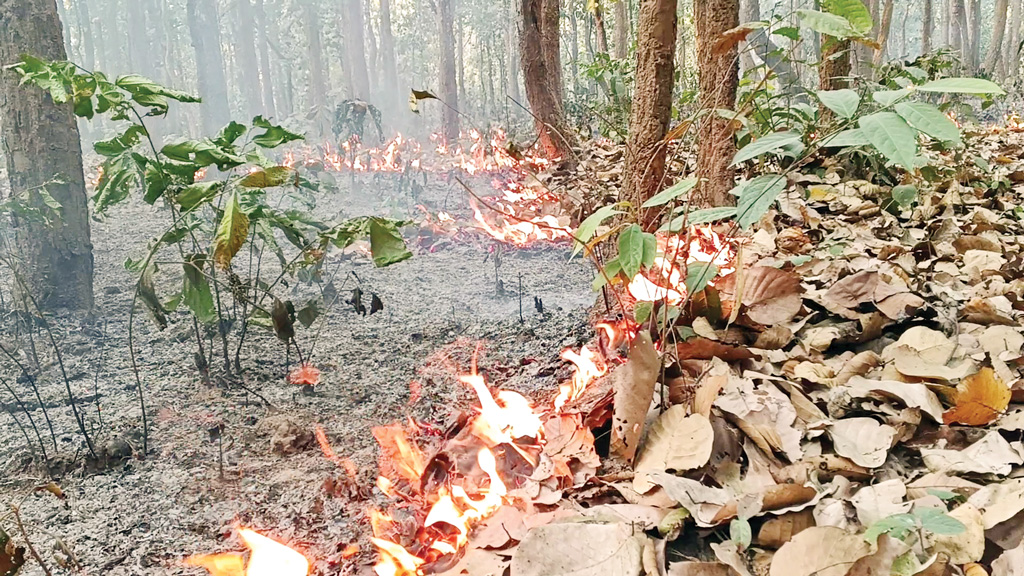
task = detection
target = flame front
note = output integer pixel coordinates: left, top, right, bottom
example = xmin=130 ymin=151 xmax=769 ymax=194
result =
xmin=186 ymin=529 xmax=309 ymax=576
xmin=628 ymin=226 xmax=736 ymax=303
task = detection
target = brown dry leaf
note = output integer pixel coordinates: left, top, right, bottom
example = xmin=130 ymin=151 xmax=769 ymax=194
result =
xmin=833 ymin=351 xmax=882 ymax=386
xmin=850 ymin=479 xmax=909 ymax=526
xmin=740 ymin=266 xmax=804 ymax=325
xmin=611 ymin=332 xmax=661 ymax=463
xmin=693 ymin=358 xmax=730 ymax=417
xmin=824 ymin=270 xmax=905 ymax=310
xmin=875 ymin=292 xmax=926 ymax=320
xmin=921 ymin=430 xmax=1023 ymax=476
xmin=768 ymin=526 xmax=871 ymax=576
xmin=755 ymin=509 xmax=816 ymax=549
xmin=668 ymin=562 xmax=739 ymax=576
xmin=711 ymin=483 xmax=820 ymax=524
xmin=775 ymin=455 xmax=871 ymax=485
xmin=472 ymin=506 xmax=528 ymax=549
xmin=648 ymin=472 xmax=731 ymax=527
xmin=929 ymin=503 xmax=984 ymax=564
xmin=633 ymin=408 xmax=715 ymax=493
xmin=829 ymin=417 xmax=896 ymax=468
xmin=845 ymin=376 xmax=944 ymax=421
xmin=676 ymin=338 xmax=758 ymax=362
xmin=711 ymin=541 xmax=753 ymax=576
xmin=943 ymin=368 xmax=1012 ymax=426
xmin=510 ymin=523 xmax=645 ymax=576
xmin=716 ymin=379 xmax=803 ymax=461
xmin=845 ymin=534 xmax=908 ymax=576
xmin=992 ymin=545 xmax=1024 ymax=576
xmin=712 ymin=22 xmax=763 ymax=54
xmin=438 ymin=548 xmax=512 ymax=576
xmin=906 ymin=473 xmax=981 ymax=500
xmin=0 ymin=527 xmax=26 ymax=576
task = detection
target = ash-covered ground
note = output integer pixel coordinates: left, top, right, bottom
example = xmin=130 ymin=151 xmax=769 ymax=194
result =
xmin=0 ymin=169 xmax=595 ymax=575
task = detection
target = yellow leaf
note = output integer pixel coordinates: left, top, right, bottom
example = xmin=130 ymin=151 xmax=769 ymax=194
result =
xmin=213 ymin=191 xmax=250 ymax=270
xmin=942 ymin=368 xmax=1010 ymax=426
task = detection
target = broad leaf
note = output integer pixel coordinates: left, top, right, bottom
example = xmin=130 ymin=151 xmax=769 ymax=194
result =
xmin=641 ymin=177 xmax=698 ymax=208
xmin=820 ymin=128 xmax=871 ymax=147
xmin=890 ymin=185 xmax=918 ymax=208
xmin=914 ymin=508 xmax=966 ymax=536
xmin=821 ymin=0 xmax=872 ymax=34
xmin=917 ymin=77 xmax=1006 ymax=95
xmin=213 ymin=191 xmax=250 ymax=270
xmin=872 ymin=88 xmax=913 ymax=106
xmin=572 ymin=203 xmax=624 ymax=257
xmin=858 ymin=112 xmax=919 ymax=168
xmin=894 ymin=102 xmax=961 ymax=144
xmin=618 ymin=224 xmax=647 ymax=279
xmin=795 ymin=9 xmax=860 ymax=39
xmin=368 ymin=218 xmax=412 ymax=267
xmin=659 ymin=206 xmax=737 ymax=232
xmin=816 ymin=89 xmax=861 ymax=119
xmin=176 ymin=181 xmax=224 ymax=212
xmin=182 ymin=254 xmax=216 ymax=325
xmin=240 ymin=166 xmax=296 ymax=188
xmin=736 ymin=174 xmax=787 ymax=229
xmin=685 ymin=262 xmax=719 ymax=296
xmin=251 ymin=116 xmax=303 ymax=148
xmin=732 ymin=131 xmax=804 ymax=165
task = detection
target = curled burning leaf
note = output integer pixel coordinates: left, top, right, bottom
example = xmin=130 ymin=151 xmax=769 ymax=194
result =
xmin=409 ymin=89 xmax=439 ymax=113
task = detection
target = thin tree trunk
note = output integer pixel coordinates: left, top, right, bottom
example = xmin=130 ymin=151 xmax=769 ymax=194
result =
xmin=187 ymin=0 xmax=231 ymax=134
xmin=365 ymin=0 xmax=379 ymax=96
xmin=983 ymin=0 xmax=1009 ymax=74
xmin=951 ymin=0 xmax=965 ymax=54
xmin=439 ymin=0 xmax=460 ymax=142
xmin=624 ymin=0 xmax=677 ymax=225
xmin=234 ymin=0 xmax=263 ymax=118
xmin=379 ymin=0 xmax=399 ymax=108
xmin=456 ymin=20 xmax=466 ymax=107
xmin=347 ymin=0 xmax=371 ymax=99
xmin=872 ymin=0 xmax=894 ymax=68
xmin=594 ymin=0 xmax=610 ymax=54
xmin=520 ymin=0 xmax=579 ymax=164
xmin=254 ymin=0 xmax=276 ymax=118
xmin=741 ymin=0 xmax=799 ymax=92
xmin=570 ymin=9 xmax=580 ymax=97
xmin=76 ymin=0 xmax=95 ymax=70
xmin=966 ymin=0 xmax=981 ymax=70
xmin=693 ymin=0 xmax=739 ymax=208
xmin=0 ymin=0 xmax=94 ymax=310
xmin=506 ymin=0 xmax=522 ymax=103
xmin=1008 ymin=0 xmax=1022 ymax=79
xmin=302 ymin=0 xmax=327 ymax=110
xmin=613 ymin=0 xmax=628 ymax=59
xmin=922 ymin=0 xmax=933 ymax=53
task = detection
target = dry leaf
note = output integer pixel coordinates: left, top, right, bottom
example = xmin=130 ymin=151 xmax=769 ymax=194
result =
xmin=633 ymin=408 xmax=714 ymax=493
xmin=943 ymin=368 xmax=1011 ymax=426
xmin=438 ymin=549 xmax=512 ymax=576
xmin=991 ymin=544 xmax=1024 ymax=576
xmin=510 ymin=523 xmax=645 ymax=576
xmin=833 ymin=351 xmax=882 ymax=386
xmin=829 ymin=418 xmax=896 ymax=468
xmin=649 ymin=472 xmax=731 ymax=527
xmin=929 ymin=503 xmax=984 ymax=564
xmin=676 ymin=338 xmax=758 ymax=362
xmin=850 ymin=479 xmax=909 ymax=526
xmin=668 ymin=562 xmax=739 ymax=576
xmin=710 ymin=541 xmax=753 ymax=576
xmin=921 ymin=431 xmax=1023 ymax=476
xmin=967 ymin=478 xmax=1024 ymax=529
xmin=611 ymin=332 xmax=660 ymax=463
xmin=711 ymin=483 xmax=820 ymax=524
xmin=716 ymin=379 xmax=803 ymax=461
xmin=845 ymin=534 xmax=908 ymax=576
xmin=845 ymin=376 xmax=945 ymax=421
xmin=694 ymin=358 xmax=730 ymax=417
xmin=739 ymin=266 xmax=804 ymax=326
xmin=768 ymin=526 xmax=871 ymax=576
xmin=755 ymin=509 xmax=815 ymax=549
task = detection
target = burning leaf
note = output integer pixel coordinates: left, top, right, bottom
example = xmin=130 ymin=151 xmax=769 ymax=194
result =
xmin=186 ymin=529 xmax=309 ymax=576
xmin=633 ymin=409 xmax=714 ymax=493
xmin=828 ymin=417 xmax=895 ymax=468
xmin=768 ymin=526 xmax=871 ymax=576
xmin=738 ymin=266 xmax=803 ymax=326
xmin=942 ymin=368 xmax=1011 ymax=426
xmin=213 ymin=191 xmax=249 ymax=270
xmin=408 ymin=89 xmax=439 ymax=113
xmin=511 ymin=523 xmax=645 ymax=576
xmin=611 ymin=332 xmax=660 ymax=463
xmin=286 ymin=363 xmax=320 ymax=387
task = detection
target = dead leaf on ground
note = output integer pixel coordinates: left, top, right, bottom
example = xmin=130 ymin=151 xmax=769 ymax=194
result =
xmin=676 ymin=338 xmax=758 ymax=362
xmin=611 ymin=332 xmax=660 ymax=463
xmin=739 ymin=266 xmax=804 ymax=326
xmin=845 ymin=376 xmax=945 ymax=421
xmin=845 ymin=534 xmax=908 ymax=576
xmin=649 ymin=472 xmax=731 ymax=527
xmin=921 ymin=430 xmax=1023 ymax=476
xmin=929 ymin=503 xmax=984 ymax=564
xmin=829 ymin=417 xmax=896 ymax=468
xmin=967 ymin=478 xmax=1024 ymax=529
xmin=943 ymin=368 xmax=1012 ymax=426
xmin=633 ymin=408 xmax=714 ymax=493
xmin=768 ymin=526 xmax=871 ymax=576
xmin=850 ymin=479 xmax=909 ymax=526
xmin=755 ymin=509 xmax=815 ymax=549
xmin=510 ymin=523 xmax=645 ymax=576
xmin=711 ymin=482 xmax=820 ymax=524
xmin=992 ymin=544 xmax=1024 ymax=576
xmin=669 ymin=562 xmax=740 ymax=576
xmin=716 ymin=379 xmax=803 ymax=461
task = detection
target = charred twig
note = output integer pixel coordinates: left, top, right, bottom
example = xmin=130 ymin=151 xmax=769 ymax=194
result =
xmin=0 ymin=341 xmax=55 ymax=450
xmin=0 ymin=381 xmax=40 ymax=462
xmin=10 ymin=505 xmax=52 ymax=576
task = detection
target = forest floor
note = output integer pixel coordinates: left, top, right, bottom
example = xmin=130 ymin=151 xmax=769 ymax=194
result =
xmin=0 ymin=167 xmax=596 ymax=575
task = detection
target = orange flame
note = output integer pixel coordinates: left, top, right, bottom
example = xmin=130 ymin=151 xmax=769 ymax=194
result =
xmin=627 ymin=226 xmax=736 ymax=303
xmin=554 ymin=345 xmax=608 ymax=411
xmin=186 ymin=529 xmax=309 ymax=576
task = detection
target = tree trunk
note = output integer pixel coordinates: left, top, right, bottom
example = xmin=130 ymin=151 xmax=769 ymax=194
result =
xmin=379 ymin=0 xmax=399 ymax=106
xmin=76 ymin=0 xmax=95 ymax=70
xmin=187 ymin=0 xmax=231 ymax=134
xmin=254 ymin=0 xmax=276 ymax=118
xmin=966 ymin=0 xmax=981 ymax=70
xmin=819 ymin=37 xmax=852 ymax=90
xmin=520 ymin=0 xmax=579 ymax=163
xmin=983 ymin=0 xmax=1009 ymax=74
xmin=872 ymin=0 xmax=894 ymax=68
xmin=594 ymin=0 xmax=610 ymax=54
xmin=741 ymin=0 xmax=799 ymax=92
xmin=506 ymin=0 xmax=522 ymax=103
xmin=624 ymin=0 xmax=677 ymax=225
xmin=456 ymin=20 xmax=466 ymax=107
xmin=0 ymin=0 xmax=94 ymax=311
xmin=364 ymin=0 xmax=379 ymax=96
xmin=922 ymin=0 xmax=932 ymax=53
xmin=439 ymin=0 xmax=460 ymax=143
xmin=951 ymin=0 xmax=965 ymax=52
xmin=541 ymin=0 xmax=564 ymax=103
xmin=233 ymin=0 xmax=263 ymax=119
xmin=693 ymin=0 xmax=739 ymax=208
xmin=613 ymin=0 xmax=628 ymax=59
xmin=302 ymin=0 xmax=327 ymax=110
xmin=347 ymin=0 xmax=371 ymax=100
xmin=1008 ymin=0 xmax=1022 ymax=78
xmin=570 ymin=9 xmax=580 ymax=98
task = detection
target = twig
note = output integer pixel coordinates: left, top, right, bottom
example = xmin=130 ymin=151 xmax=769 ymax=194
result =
xmin=10 ymin=504 xmax=52 ymax=576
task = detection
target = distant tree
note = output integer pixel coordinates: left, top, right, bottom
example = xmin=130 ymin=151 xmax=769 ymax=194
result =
xmin=693 ymin=0 xmax=739 ymax=207
xmin=439 ymin=0 xmax=460 ymax=142
xmin=186 ymin=0 xmax=231 ymax=134
xmin=0 ymin=0 xmax=94 ymax=310
xmin=347 ymin=0 xmax=371 ymax=100
xmin=520 ymin=0 xmax=578 ymax=164
xmin=301 ymin=0 xmax=328 ymax=112
xmin=378 ymin=0 xmax=399 ymax=104
xmin=983 ymin=0 xmax=1009 ymax=75
xmin=233 ymin=0 xmax=264 ymax=119
xmin=873 ymin=0 xmax=894 ymax=68
xmin=613 ymin=0 xmax=628 ymax=59
xmin=253 ymin=0 xmax=277 ymax=118
xmin=922 ymin=0 xmax=933 ymax=53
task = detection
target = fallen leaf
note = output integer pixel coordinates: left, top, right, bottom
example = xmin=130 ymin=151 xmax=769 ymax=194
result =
xmin=943 ymin=368 xmax=1011 ymax=426
xmin=633 ymin=408 xmax=714 ymax=493
xmin=921 ymin=431 xmax=1023 ymax=476
xmin=851 ymin=479 xmax=910 ymax=527
xmin=611 ymin=332 xmax=660 ymax=463
xmin=739 ymin=266 xmax=804 ymax=325
xmin=755 ymin=509 xmax=815 ymax=549
xmin=845 ymin=534 xmax=908 ymax=576
xmin=845 ymin=376 xmax=945 ymax=421
xmin=710 ymin=541 xmax=753 ymax=576
xmin=829 ymin=417 xmax=895 ymax=468
xmin=676 ymin=338 xmax=758 ymax=362
xmin=510 ymin=523 xmax=645 ymax=576
xmin=694 ymin=358 xmax=730 ymax=417
xmin=711 ymin=483 xmax=820 ymax=524
xmin=929 ymin=503 xmax=984 ymax=564
xmin=0 ymin=527 xmax=26 ymax=576
xmin=716 ymin=380 xmax=803 ymax=461
xmin=768 ymin=526 xmax=871 ymax=576
xmin=992 ymin=544 xmax=1024 ymax=576
xmin=438 ymin=548 xmax=512 ymax=576
xmin=649 ymin=472 xmax=731 ymax=527
xmin=967 ymin=478 xmax=1024 ymax=528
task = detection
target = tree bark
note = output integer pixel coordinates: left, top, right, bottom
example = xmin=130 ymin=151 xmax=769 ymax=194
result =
xmin=693 ymin=0 xmax=739 ymax=208
xmin=379 ymin=0 xmax=399 ymax=105
xmin=346 ymin=0 xmax=371 ymax=100
xmin=302 ymin=0 xmax=327 ymax=110
xmin=364 ymin=0 xmax=379 ymax=96
xmin=613 ymin=0 xmax=628 ymax=59
xmin=922 ymin=0 xmax=932 ymax=53
xmin=741 ymin=0 xmax=799 ymax=92
xmin=234 ymin=0 xmax=263 ymax=119
xmin=187 ymin=0 xmax=231 ymax=134
xmin=594 ymin=0 xmax=610 ymax=54
xmin=983 ymin=0 xmax=1009 ymax=74
xmin=439 ymin=0 xmax=460 ymax=143
xmin=0 ymin=0 xmax=94 ymax=311
xmin=254 ymin=0 xmax=276 ymax=118
xmin=1008 ymin=0 xmax=1022 ymax=79
xmin=520 ymin=0 xmax=578 ymax=164
xmin=624 ymin=0 xmax=677 ymax=226
xmin=506 ymin=0 xmax=522 ymax=103
xmin=872 ymin=0 xmax=894 ymax=68
xmin=966 ymin=0 xmax=981 ymax=70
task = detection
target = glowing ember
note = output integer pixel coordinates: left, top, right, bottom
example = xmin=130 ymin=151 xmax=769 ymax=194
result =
xmin=186 ymin=529 xmax=309 ymax=576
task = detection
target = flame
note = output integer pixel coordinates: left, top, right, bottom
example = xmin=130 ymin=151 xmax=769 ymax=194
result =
xmin=372 ymin=424 xmax=427 ymax=485
xmin=186 ymin=529 xmax=309 ymax=576
xmin=554 ymin=346 xmax=607 ymax=411
xmin=627 ymin=226 xmax=736 ymax=304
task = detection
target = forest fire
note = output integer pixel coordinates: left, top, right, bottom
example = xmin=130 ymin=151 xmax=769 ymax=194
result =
xmin=628 ymin=226 xmax=737 ymax=304
xmin=186 ymin=528 xmax=310 ymax=576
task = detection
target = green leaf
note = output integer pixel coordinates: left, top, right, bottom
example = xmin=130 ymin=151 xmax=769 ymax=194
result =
xmin=634 ymin=301 xmax=653 ymax=324
xmin=641 ymin=178 xmax=698 ymax=208
xmin=297 ymin=299 xmax=322 ymax=328
xmin=914 ymin=508 xmax=966 ymax=535
xmin=94 ymin=124 xmax=146 ymax=157
xmin=368 ymin=218 xmax=412 ymax=267
xmin=593 ymin=257 xmax=621 ymax=291
xmin=890 ymin=185 xmax=918 ymax=208
xmin=176 ymin=181 xmax=224 ymax=212
xmin=858 ymin=112 xmax=919 ymax=168
xmin=93 ymin=154 xmax=136 ymax=212
xmin=572 ymin=203 xmax=624 ymax=257
xmin=618 ymin=224 xmax=646 ymax=279
xmin=772 ymin=26 xmax=801 ymax=41
xmin=213 ymin=191 xmax=250 ymax=270
xmin=820 ymin=128 xmax=871 ymax=147
xmin=795 ymin=9 xmax=860 ymax=39
xmin=735 ymin=174 xmax=787 ymax=229
xmin=240 ymin=166 xmax=296 ymax=188
xmin=685 ymin=262 xmax=718 ymax=296
xmin=182 ymin=254 xmax=216 ymax=325
xmin=816 ymin=89 xmax=860 ymax=119
xmin=864 ymin=514 xmax=917 ymax=543
xmin=821 ymin=0 xmax=873 ymax=34
xmin=730 ymin=518 xmax=752 ymax=550
xmin=894 ymin=102 xmax=961 ymax=144
xmin=251 ymin=115 xmax=304 ymax=148
xmin=732 ymin=131 xmax=804 ymax=165
xmin=872 ymin=88 xmax=913 ymax=106
xmin=917 ymin=77 xmax=1006 ymax=95
xmin=659 ymin=207 xmax=737 ymax=232
xmin=214 ymin=121 xmax=248 ymax=146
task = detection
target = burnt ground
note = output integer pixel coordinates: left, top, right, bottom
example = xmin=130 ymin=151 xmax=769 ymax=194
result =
xmin=0 ymin=167 xmax=595 ymax=575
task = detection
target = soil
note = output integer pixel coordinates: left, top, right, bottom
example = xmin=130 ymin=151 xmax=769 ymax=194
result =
xmin=0 ymin=165 xmax=595 ymax=575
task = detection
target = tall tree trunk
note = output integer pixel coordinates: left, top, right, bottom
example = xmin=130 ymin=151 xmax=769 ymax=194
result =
xmin=594 ymin=0 xmax=610 ymax=54
xmin=541 ymin=0 xmax=564 ymax=103
xmin=624 ymin=0 xmax=677 ymax=225
xmin=819 ymin=37 xmax=852 ymax=91
xmin=1007 ymin=0 xmax=1022 ymax=78
xmin=187 ymin=0 xmax=231 ymax=134
xmin=379 ymin=0 xmax=399 ymax=106
xmin=872 ymin=0 xmax=894 ymax=68
xmin=741 ymin=0 xmax=799 ymax=92
xmin=302 ymin=0 xmax=327 ymax=110
xmin=983 ymin=0 xmax=1009 ymax=74
xmin=364 ymin=0 xmax=379 ymax=96
xmin=922 ymin=0 xmax=932 ymax=53
xmin=233 ymin=0 xmax=263 ymax=118
xmin=0 ymin=0 xmax=94 ymax=311
xmin=570 ymin=9 xmax=581 ymax=97
xmin=693 ymin=0 xmax=739 ymax=208
xmin=506 ymin=0 xmax=522 ymax=103
xmin=76 ymin=0 xmax=95 ymax=70
xmin=944 ymin=0 xmax=952 ymax=47
xmin=254 ymin=0 xmax=276 ymax=118
xmin=966 ymin=0 xmax=981 ymax=70
xmin=439 ymin=0 xmax=460 ymax=142
xmin=347 ymin=0 xmax=371 ymax=99
xmin=613 ymin=0 xmax=628 ymax=59
xmin=520 ymin=0 xmax=579 ymax=163
xmin=456 ymin=20 xmax=466 ymax=107
xmin=951 ymin=0 xmax=965 ymax=54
